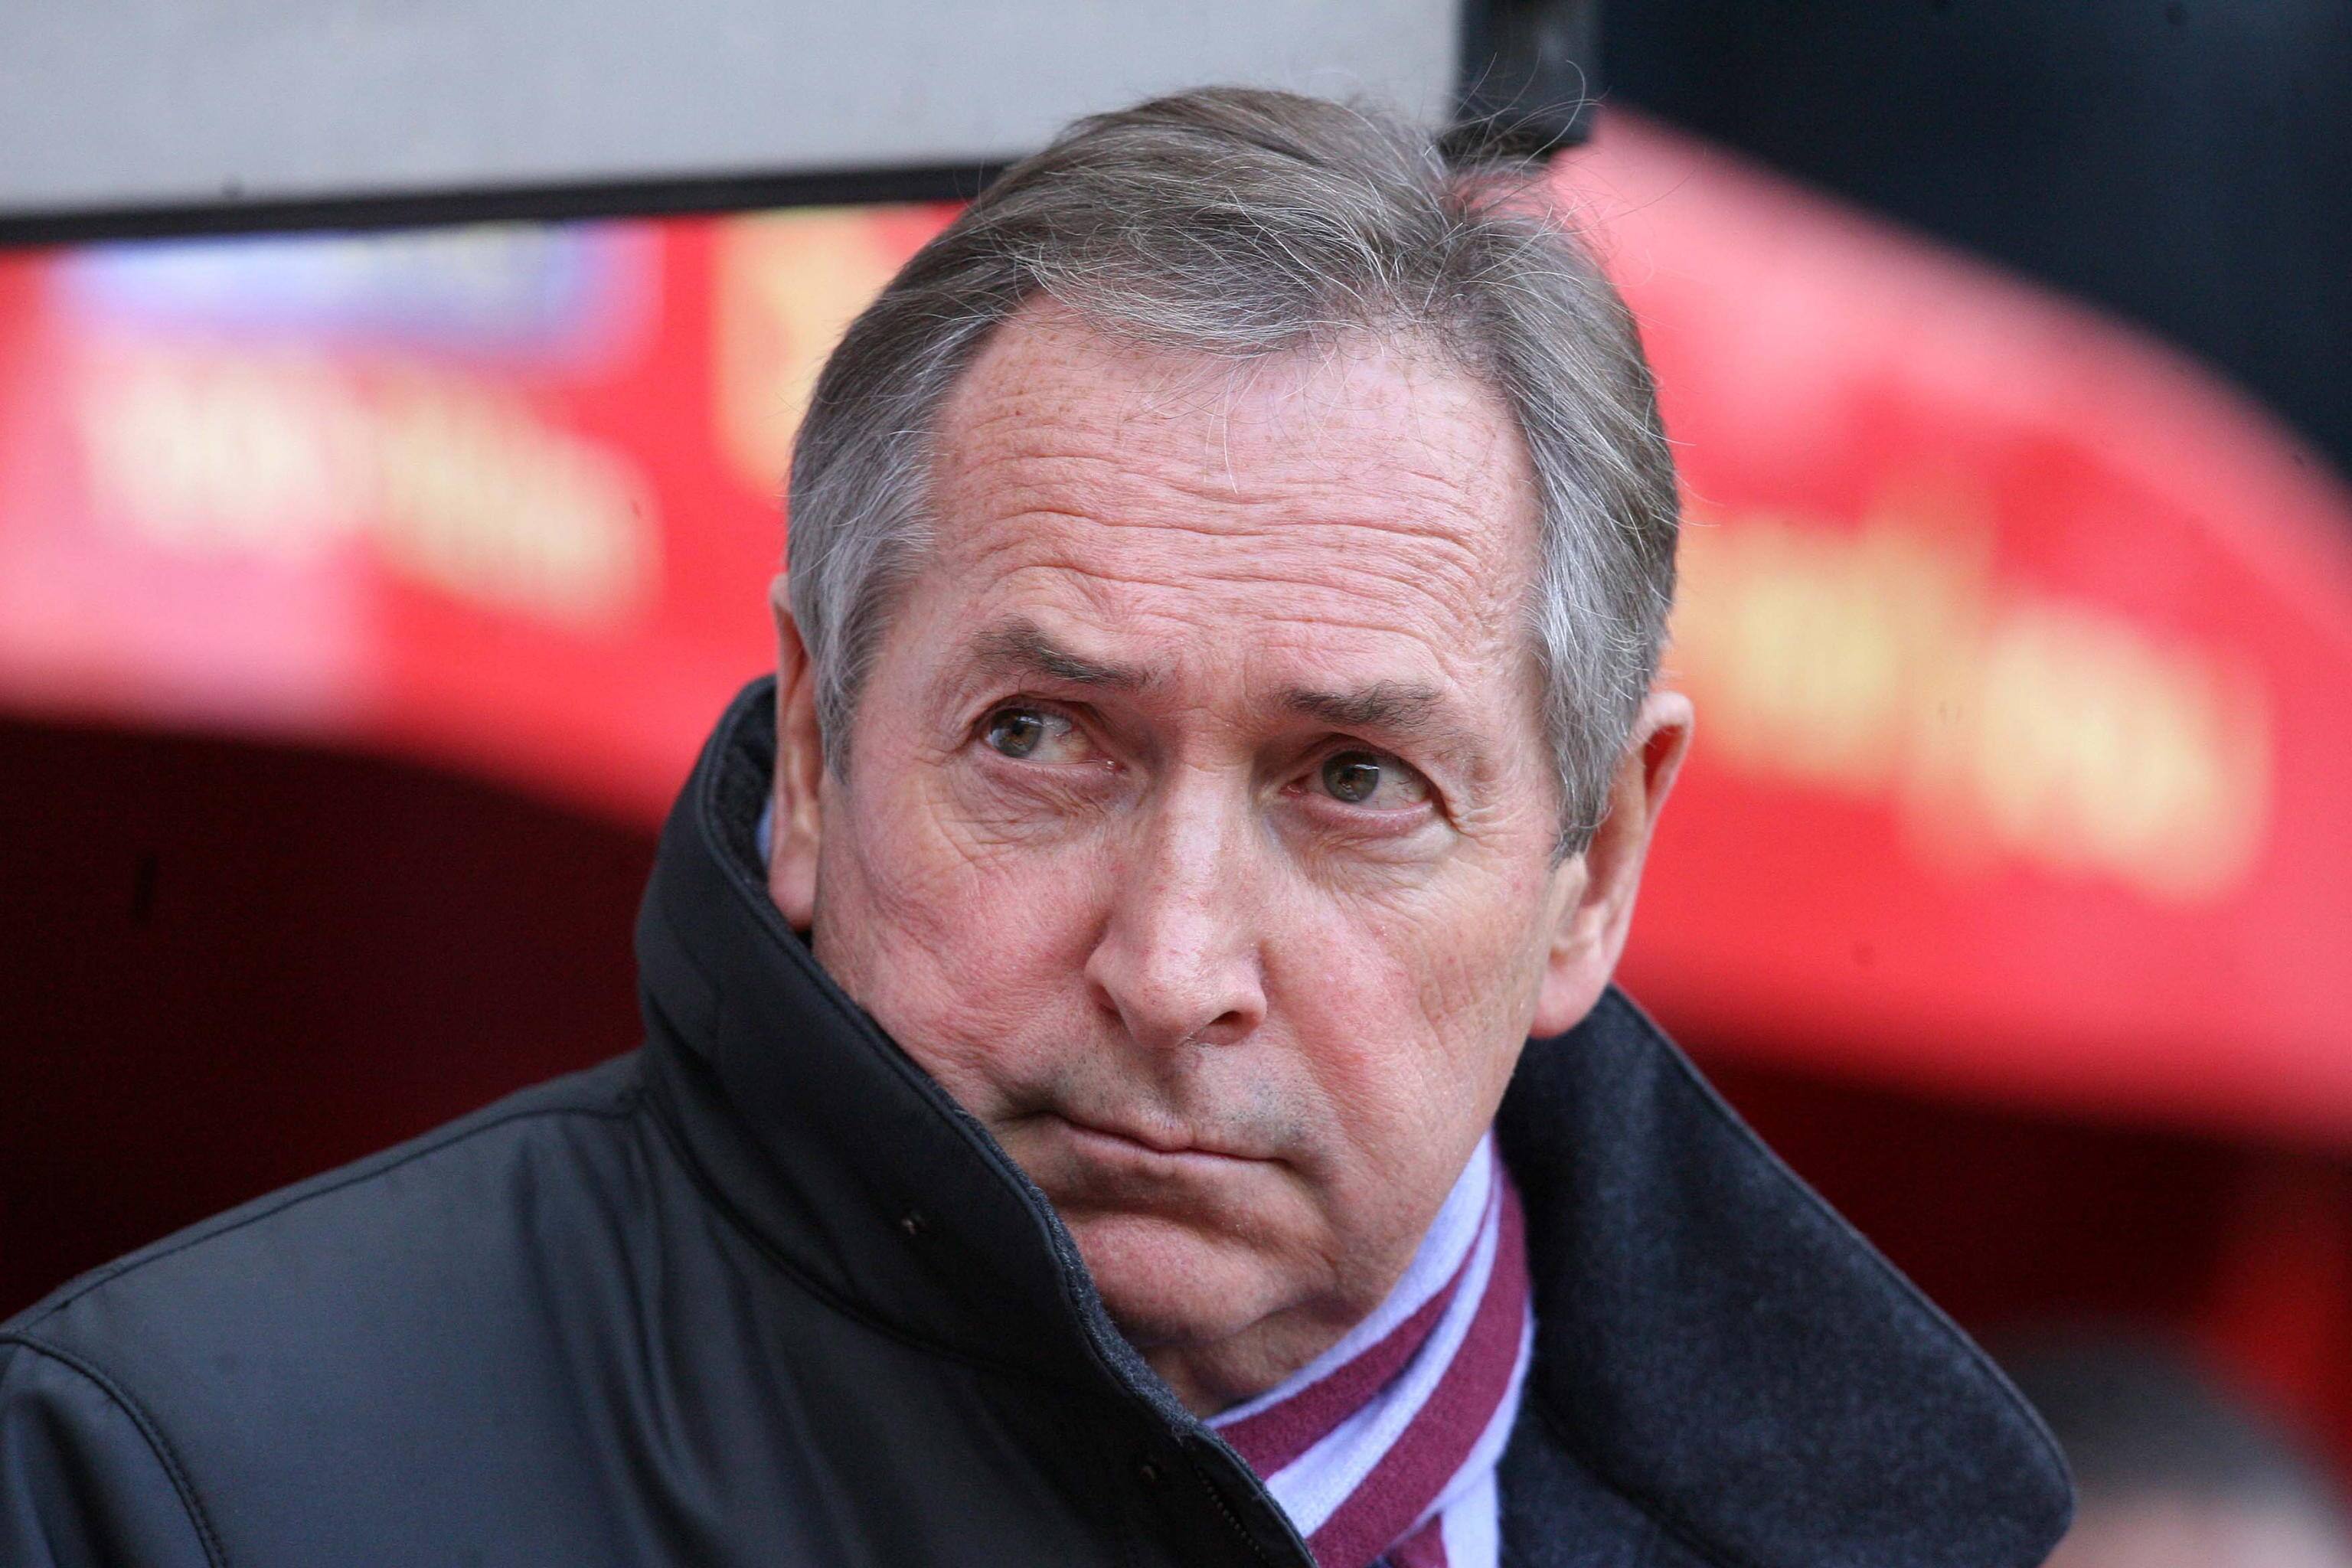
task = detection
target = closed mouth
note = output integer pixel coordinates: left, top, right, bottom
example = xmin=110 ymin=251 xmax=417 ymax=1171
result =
xmin=1048 ymin=1112 xmax=1268 ymax=1168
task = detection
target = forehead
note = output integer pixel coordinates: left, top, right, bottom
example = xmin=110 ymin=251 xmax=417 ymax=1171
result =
xmin=921 ymin=304 xmax=1542 ymax=689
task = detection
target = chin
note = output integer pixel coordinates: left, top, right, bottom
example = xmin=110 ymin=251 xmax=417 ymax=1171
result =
xmin=1064 ymin=1210 xmax=1283 ymax=1348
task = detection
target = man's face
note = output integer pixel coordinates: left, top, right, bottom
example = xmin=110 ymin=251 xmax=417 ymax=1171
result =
xmin=770 ymin=304 xmax=1684 ymax=1410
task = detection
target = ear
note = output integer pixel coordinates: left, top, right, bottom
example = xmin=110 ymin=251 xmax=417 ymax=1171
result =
xmin=1528 ymin=688 xmax=1694 ymax=1038
xmin=768 ymin=573 xmax=827 ymax=930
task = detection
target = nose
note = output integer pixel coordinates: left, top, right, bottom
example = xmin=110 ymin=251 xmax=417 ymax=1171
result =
xmin=1083 ymin=781 xmax=1268 ymax=1055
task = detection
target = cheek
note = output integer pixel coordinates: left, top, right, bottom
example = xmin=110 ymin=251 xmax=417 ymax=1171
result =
xmin=1267 ymin=867 xmax=1550 ymax=1166
xmin=813 ymin=760 xmax=1109 ymax=1106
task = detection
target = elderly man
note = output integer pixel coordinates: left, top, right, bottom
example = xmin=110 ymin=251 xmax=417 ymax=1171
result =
xmin=1 ymin=89 xmax=2067 ymax=1566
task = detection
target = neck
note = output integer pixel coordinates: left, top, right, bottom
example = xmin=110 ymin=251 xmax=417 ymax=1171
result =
xmin=1143 ymin=1298 xmax=1390 ymax=1418
xmin=1138 ymin=1133 xmax=1501 ymax=1418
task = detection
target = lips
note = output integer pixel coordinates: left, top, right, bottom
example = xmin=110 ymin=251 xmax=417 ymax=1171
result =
xmin=1050 ymin=1112 xmax=1266 ymax=1165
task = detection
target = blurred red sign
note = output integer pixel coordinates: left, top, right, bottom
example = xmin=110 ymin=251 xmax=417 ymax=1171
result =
xmin=1574 ymin=122 xmax=2352 ymax=1137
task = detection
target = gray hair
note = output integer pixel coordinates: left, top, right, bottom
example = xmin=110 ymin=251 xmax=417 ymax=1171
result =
xmin=787 ymin=87 xmax=1677 ymax=853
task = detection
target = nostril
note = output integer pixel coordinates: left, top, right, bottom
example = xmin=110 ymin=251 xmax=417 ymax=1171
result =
xmin=1178 ymin=1008 xmax=1254 ymax=1051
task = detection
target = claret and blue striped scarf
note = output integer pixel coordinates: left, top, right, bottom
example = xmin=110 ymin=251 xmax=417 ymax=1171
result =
xmin=1210 ymin=1134 xmax=1533 ymax=1568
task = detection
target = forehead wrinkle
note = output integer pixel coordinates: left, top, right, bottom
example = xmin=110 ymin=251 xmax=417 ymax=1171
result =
xmin=935 ymin=427 xmax=1511 ymax=571
xmin=938 ymin=467 xmax=1514 ymax=639
xmin=951 ymin=433 xmax=1514 ymax=541
xmin=936 ymin=370 xmax=1527 ymax=552
xmin=973 ymin=548 xmax=1514 ymax=676
xmin=922 ymin=304 xmax=1547 ymax=736
xmin=949 ymin=502 xmax=1527 ymax=678
xmin=929 ymin=363 xmax=1532 ymax=612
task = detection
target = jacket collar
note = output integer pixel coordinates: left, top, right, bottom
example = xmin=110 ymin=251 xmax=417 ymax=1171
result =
xmin=638 ymin=678 xmax=2069 ymax=1567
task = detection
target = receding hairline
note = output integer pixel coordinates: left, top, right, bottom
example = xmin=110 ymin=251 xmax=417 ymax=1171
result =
xmin=930 ymin=293 xmax=1528 ymax=452
xmin=918 ymin=296 xmax=1542 ymax=560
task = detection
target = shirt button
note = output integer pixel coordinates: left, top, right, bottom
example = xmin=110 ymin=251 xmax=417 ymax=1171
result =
xmin=1135 ymin=1458 xmax=1165 ymax=1488
xmin=898 ymin=1210 xmax=929 ymax=1239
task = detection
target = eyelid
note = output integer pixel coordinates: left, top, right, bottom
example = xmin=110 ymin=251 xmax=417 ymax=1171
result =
xmin=976 ymin=698 xmax=1106 ymax=765
xmin=975 ymin=695 xmax=1070 ymax=731
xmin=1308 ymin=743 xmax=1438 ymax=812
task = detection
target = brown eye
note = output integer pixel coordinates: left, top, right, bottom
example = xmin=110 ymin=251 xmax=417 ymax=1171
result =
xmin=1321 ymin=751 xmax=1385 ymax=805
xmin=985 ymin=708 xmax=1050 ymax=759
xmin=1312 ymin=748 xmax=1431 ymax=810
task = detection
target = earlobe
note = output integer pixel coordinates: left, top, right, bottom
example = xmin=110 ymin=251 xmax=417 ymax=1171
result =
xmin=768 ymin=574 xmax=827 ymax=931
xmin=1527 ymin=689 xmax=1694 ymax=1038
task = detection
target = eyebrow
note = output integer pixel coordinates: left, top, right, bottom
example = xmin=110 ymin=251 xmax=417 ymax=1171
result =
xmin=965 ymin=619 xmax=1488 ymax=775
xmin=1283 ymin=681 xmax=1488 ymax=773
xmin=970 ymin=619 xmax=1158 ymax=693
xmin=1284 ymin=681 xmax=1442 ymax=731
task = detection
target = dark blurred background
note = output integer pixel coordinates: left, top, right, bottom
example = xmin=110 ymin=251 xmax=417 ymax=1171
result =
xmin=1610 ymin=0 xmax=2352 ymax=482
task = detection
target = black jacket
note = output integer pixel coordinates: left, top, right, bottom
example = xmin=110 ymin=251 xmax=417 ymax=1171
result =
xmin=2 ymin=679 xmax=2070 ymax=1567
